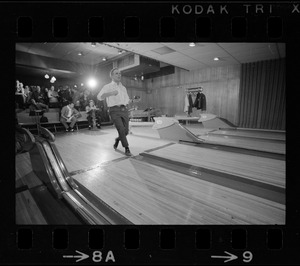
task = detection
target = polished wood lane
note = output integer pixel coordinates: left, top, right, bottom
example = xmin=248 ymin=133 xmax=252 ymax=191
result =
xmin=208 ymin=129 xmax=285 ymax=141
xmin=72 ymin=158 xmax=284 ymax=224
xmin=16 ymin=190 xmax=47 ymax=224
xmin=145 ymin=144 xmax=285 ymax=188
xmin=54 ymin=126 xmax=170 ymax=172
xmin=197 ymin=134 xmax=285 ymax=154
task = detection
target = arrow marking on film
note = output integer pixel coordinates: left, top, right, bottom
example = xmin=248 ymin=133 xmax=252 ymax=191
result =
xmin=211 ymin=251 xmax=238 ymax=263
xmin=63 ymin=250 xmax=89 ymax=262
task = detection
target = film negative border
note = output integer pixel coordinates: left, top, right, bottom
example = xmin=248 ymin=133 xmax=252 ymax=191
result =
xmin=1 ymin=1 xmax=300 ymax=265
xmin=4 ymin=2 xmax=300 ymax=41
xmin=5 ymin=226 xmax=298 ymax=264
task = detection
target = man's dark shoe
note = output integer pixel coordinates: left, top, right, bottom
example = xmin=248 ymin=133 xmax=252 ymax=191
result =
xmin=113 ymin=138 xmax=119 ymax=150
xmin=125 ymin=147 xmax=132 ymax=156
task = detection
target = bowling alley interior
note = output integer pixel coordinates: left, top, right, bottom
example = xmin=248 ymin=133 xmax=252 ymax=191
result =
xmin=15 ymin=42 xmax=286 ymax=225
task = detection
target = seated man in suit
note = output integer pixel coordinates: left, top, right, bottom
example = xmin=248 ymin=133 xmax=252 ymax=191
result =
xmin=60 ymin=102 xmax=81 ymax=132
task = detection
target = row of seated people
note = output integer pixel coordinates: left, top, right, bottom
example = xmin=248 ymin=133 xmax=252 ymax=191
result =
xmin=15 ymin=79 xmax=99 ymax=112
xmin=16 ymin=99 xmax=103 ymax=133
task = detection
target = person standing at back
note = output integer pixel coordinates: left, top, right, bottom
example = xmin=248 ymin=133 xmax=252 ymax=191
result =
xmin=97 ymin=68 xmax=132 ymax=156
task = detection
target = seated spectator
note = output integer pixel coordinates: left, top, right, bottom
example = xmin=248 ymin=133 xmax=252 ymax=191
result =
xmin=42 ymin=87 xmax=49 ymax=105
xmin=60 ymin=102 xmax=81 ymax=132
xmin=79 ymin=89 xmax=91 ymax=111
xmin=47 ymin=85 xmax=60 ymax=108
xmin=15 ymin=80 xmax=26 ymax=110
xmin=74 ymin=100 xmax=81 ymax=111
xmin=58 ymin=85 xmax=73 ymax=107
xmin=29 ymin=86 xmax=49 ymax=113
xmin=23 ymin=85 xmax=32 ymax=108
xmin=71 ymin=86 xmax=81 ymax=110
xmin=86 ymin=100 xmax=101 ymax=130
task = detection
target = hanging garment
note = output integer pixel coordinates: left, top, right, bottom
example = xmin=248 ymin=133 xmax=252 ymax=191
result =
xmin=194 ymin=92 xmax=206 ymax=111
xmin=188 ymin=94 xmax=195 ymax=115
xmin=184 ymin=95 xmax=189 ymax=112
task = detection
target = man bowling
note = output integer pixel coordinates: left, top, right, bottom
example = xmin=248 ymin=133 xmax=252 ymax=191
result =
xmin=97 ymin=68 xmax=132 ymax=156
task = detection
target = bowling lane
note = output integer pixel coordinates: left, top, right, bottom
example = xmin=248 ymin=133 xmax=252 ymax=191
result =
xmin=154 ymin=118 xmax=285 ymax=155
xmin=143 ymin=143 xmax=285 ymax=188
xmin=71 ymin=157 xmax=285 ymax=224
xmin=54 ymin=125 xmax=170 ymax=173
xmin=196 ymin=134 xmax=285 ymax=155
xmin=207 ymin=128 xmax=285 ymax=141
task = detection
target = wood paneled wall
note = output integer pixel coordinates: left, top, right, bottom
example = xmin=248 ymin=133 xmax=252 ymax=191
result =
xmin=122 ymin=78 xmax=149 ymax=110
xmin=142 ymin=64 xmax=241 ymax=125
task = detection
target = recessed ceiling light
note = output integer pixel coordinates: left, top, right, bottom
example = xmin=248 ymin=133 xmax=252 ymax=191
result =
xmin=189 ymin=42 xmax=196 ymax=47
xmin=214 ymin=57 xmax=220 ymax=61
xmin=102 ymin=57 xmax=107 ymax=61
xmin=78 ymin=52 xmax=82 ymax=56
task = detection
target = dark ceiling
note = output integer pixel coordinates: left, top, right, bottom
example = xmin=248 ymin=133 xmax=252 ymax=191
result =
xmin=16 ymin=42 xmax=286 ymax=82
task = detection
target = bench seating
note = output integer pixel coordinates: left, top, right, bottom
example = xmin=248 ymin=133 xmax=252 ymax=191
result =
xmin=17 ymin=110 xmax=89 ymax=133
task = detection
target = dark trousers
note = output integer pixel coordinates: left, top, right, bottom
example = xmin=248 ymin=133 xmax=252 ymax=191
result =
xmin=87 ymin=115 xmax=101 ymax=126
xmin=109 ymin=106 xmax=129 ymax=148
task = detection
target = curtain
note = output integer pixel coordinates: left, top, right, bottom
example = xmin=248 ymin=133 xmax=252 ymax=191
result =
xmin=237 ymin=58 xmax=285 ymax=130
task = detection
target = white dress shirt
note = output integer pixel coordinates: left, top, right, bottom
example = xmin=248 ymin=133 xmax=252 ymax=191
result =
xmin=97 ymin=81 xmax=130 ymax=107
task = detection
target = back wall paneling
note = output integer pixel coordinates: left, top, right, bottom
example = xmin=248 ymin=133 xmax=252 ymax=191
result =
xmin=145 ymin=64 xmax=241 ymax=125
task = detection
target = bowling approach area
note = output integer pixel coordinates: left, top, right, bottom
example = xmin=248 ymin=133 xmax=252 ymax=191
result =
xmin=16 ymin=116 xmax=285 ymax=225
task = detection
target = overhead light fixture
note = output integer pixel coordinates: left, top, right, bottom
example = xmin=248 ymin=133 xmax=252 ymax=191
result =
xmin=50 ymin=76 xmax=56 ymax=83
xmin=102 ymin=57 xmax=107 ymax=61
xmin=189 ymin=42 xmax=196 ymax=47
xmin=78 ymin=52 xmax=83 ymax=56
xmin=44 ymin=74 xmax=49 ymax=79
xmin=214 ymin=57 xmax=220 ymax=61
